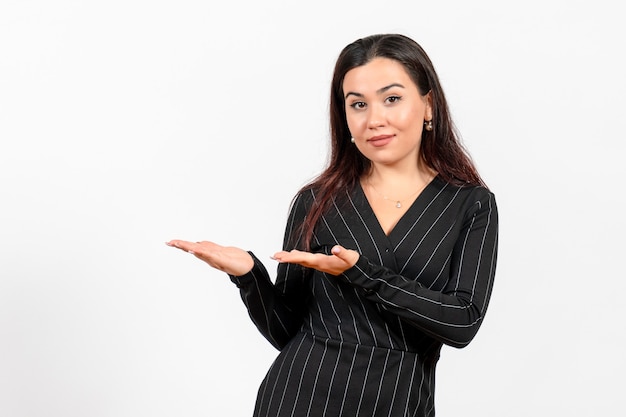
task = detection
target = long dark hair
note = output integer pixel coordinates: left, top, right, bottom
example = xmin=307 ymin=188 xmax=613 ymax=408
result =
xmin=298 ymin=34 xmax=486 ymax=249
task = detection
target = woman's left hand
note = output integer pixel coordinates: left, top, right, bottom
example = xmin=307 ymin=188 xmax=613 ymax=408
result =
xmin=272 ymin=245 xmax=359 ymax=276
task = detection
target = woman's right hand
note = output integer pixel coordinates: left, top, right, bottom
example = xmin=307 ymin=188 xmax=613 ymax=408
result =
xmin=166 ymin=240 xmax=255 ymax=276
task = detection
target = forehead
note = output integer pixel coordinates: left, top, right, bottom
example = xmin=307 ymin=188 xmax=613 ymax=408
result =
xmin=343 ymin=57 xmax=415 ymax=92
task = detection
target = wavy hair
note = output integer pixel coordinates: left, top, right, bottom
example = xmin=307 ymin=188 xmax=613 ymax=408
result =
xmin=297 ymin=34 xmax=486 ymax=249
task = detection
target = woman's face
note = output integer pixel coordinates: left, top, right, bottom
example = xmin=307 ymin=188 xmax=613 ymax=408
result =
xmin=343 ymin=57 xmax=432 ymax=168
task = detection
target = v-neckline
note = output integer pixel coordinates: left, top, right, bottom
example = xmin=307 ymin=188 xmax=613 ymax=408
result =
xmin=356 ymin=175 xmax=440 ymax=240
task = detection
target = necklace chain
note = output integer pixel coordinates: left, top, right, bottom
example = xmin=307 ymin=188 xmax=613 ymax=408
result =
xmin=366 ymin=179 xmax=425 ymax=209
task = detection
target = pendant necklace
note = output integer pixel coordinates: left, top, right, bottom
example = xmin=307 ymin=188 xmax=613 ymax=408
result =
xmin=367 ymin=179 xmax=425 ymax=209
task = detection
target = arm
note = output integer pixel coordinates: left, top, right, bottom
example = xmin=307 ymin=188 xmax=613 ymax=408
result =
xmin=228 ymin=193 xmax=312 ymax=350
xmin=341 ymin=191 xmax=498 ymax=348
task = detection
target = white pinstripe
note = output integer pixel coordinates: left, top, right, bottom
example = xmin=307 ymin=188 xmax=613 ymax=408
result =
xmin=275 ymin=335 xmax=307 ymax=417
xmin=354 ymin=346 xmax=376 ymax=417
xmin=288 ymin=338 xmax=316 ymax=417
xmin=371 ymin=349 xmax=391 ymax=416
xmin=387 ymin=350 xmax=405 ymax=417
xmin=321 ymin=341 xmax=343 ymax=416
xmin=305 ymin=339 xmax=329 ymax=417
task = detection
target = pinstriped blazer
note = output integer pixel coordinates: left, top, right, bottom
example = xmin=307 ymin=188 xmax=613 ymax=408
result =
xmin=231 ymin=175 xmax=498 ymax=416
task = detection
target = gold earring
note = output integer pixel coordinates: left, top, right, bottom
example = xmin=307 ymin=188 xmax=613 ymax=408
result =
xmin=424 ymin=120 xmax=433 ymax=131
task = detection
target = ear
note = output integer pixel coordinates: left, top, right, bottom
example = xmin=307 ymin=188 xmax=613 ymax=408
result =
xmin=424 ymin=90 xmax=433 ymax=121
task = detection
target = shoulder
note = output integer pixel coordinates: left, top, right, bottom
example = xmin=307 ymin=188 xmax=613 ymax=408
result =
xmin=433 ymin=176 xmax=498 ymax=219
xmin=286 ymin=186 xmax=319 ymax=222
xmin=291 ymin=186 xmax=317 ymax=209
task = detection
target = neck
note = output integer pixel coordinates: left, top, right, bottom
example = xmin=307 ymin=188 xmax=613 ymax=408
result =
xmin=362 ymin=160 xmax=437 ymax=210
xmin=366 ymin=158 xmax=436 ymax=188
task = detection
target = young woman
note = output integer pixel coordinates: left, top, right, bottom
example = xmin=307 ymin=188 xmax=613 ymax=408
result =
xmin=168 ymin=33 xmax=498 ymax=417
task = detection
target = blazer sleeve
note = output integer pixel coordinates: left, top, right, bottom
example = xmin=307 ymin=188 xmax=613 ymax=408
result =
xmin=229 ymin=192 xmax=312 ymax=350
xmin=340 ymin=189 xmax=498 ymax=348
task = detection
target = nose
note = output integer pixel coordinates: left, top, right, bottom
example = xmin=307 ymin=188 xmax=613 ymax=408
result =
xmin=367 ymin=104 xmax=386 ymax=128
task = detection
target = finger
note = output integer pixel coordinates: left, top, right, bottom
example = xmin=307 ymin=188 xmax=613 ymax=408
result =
xmin=331 ymin=245 xmax=359 ymax=267
xmin=331 ymin=245 xmax=347 ymax=259
xmin=287 ymin=250 xmax=319 ymax=265
xmin=166 ymin=240 xmax=196 ymax=253
xmin=166 ymin=239 xmax=185 ymax=249
xmin=272 ymin=250 xmax=306 ymax=263
xmin=270 ymin=251 xmax=286 ymax=261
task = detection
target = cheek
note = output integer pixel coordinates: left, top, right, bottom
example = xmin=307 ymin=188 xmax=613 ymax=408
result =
xmin=346 ymin=113 xmax=366 ymax=134
xmin=393 ymin=111 xmax=416 ymax=131
xmin=396 ymin=104 xmax=425 ymax=132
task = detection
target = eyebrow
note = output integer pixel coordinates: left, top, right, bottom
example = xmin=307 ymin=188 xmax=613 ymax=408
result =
xmin=344 ymin=83 xmax=405 ymax=99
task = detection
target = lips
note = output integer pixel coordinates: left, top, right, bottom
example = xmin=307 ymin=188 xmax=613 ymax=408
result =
xmin=367 ymin=134 xmax=394 ymax=147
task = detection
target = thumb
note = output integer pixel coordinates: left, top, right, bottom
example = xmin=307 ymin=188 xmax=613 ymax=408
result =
xmin=331 ymin=245 xmax=358 ymax=265
xmin=331 ymin=245 xmax=345 ymax=257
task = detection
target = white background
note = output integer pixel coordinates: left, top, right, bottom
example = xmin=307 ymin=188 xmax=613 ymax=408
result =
xmin=1 ymin=1 xmax=624 ymax=416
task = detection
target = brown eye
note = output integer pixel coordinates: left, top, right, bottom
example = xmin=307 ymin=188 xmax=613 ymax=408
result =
xmin=349 ymin=101 xmax=367 ymax=110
